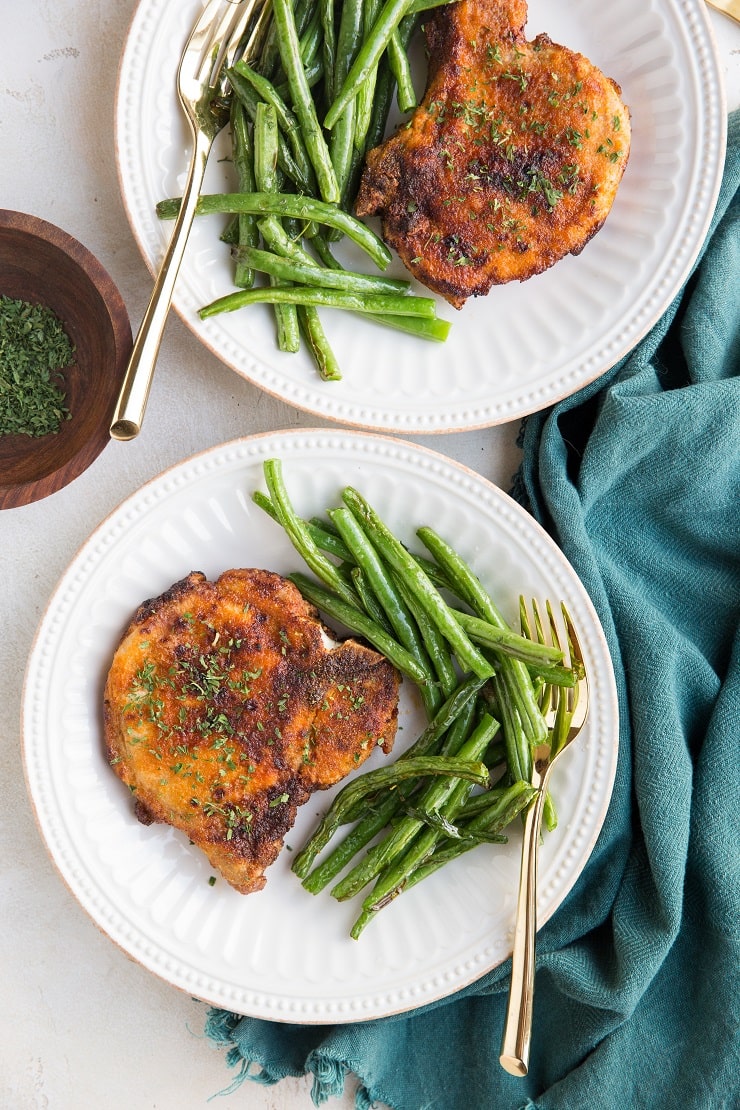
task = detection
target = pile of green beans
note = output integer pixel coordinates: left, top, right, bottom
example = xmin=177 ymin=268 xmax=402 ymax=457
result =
xmin=156 ymin=0 xmax=459 ymax=380
xmin=254 ymin=459 xmax=577 ymax=938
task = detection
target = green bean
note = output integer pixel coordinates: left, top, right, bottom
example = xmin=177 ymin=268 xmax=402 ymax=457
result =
xmin=229 ymin=98 xmax=258 ymax=289
xmin=482 ymin=738 xmax=507 ymax=771
xmin=437 ymin=688 xmax=478 ymax=756
xmin=403 ymin=806 xmax=505 ymax=842
xmin=231 ymin=245 xmax=410 ymax=297
xmin=227 ymin=67 xmax=314 ymax=193
xmin=400 ymin=782 xmax=537 ymax=892
xmin=229 ymin=61 xmax=316 ymax=193
xmin=261 ymin=215 xmax=317 ymax=269
xmin=333 ymin=707 xmax=487 ymax=906
xmin=310 ymin=232 xmax=341 ymax=270
xmin=334 ymin=0 xmax=365 ymax=88
xmin=271 ymin=0 xmax=340 ymax=202
xmin=297 ymin=305 xmax=341 ymax=381
xmin=242 ymin=217 xmax=336 ymax=378
xmin=309 ymin=234 xmax=452 ymax=342
xmin=200 ymin=285 xmax=436 ymax=320
xmin=290 ymin=572 xmax=430 ymax=686
xmin=342 ymin=489 xmax=495 ymax=681
xmin=336 ymin=712 xmax=496 ymax=904
xmin=499 ymin=654 xmax=544 ymax=760
xmin=353 ymin=716 xmax=500 ymax=933
xmin=387 ymin=31 xmax=417 ymax=112
xmin=455 ymin=784 xmax=513 ymax=820
xmin=299 ymin=4 xmax=323 ymax=66
xmin=254 ymin=103 xmax=300 ymax=353
xmin=492 ymin=669 xmax=530 ymax=782
xmin=324 ymin=0 xmax=414 ymax=130
xmin=301 ymin=792 xmax=401 ymax=893
xmin=524 ymin=661 xmax=578 ymax=688
xmin=330 ymin=0 xmax=364 ymax=198
xmin=354 ymin=74 xmax=377 ymax=153
xmin=319 ymin=0 xmax=338 ymax=103
xmin=260 ymin=215 xmax=314 ymax=262
xmin=417 ymin=526 xmax=511 ymax=625
xmin=156 ymin=192 xmax=392 ymax=270
xmin=329 ymin=99 xmax=357 ymax=206
xmin=328 ymin=506 xmax=440 ymax=716
xmin=299 ymin=676 xmax=486 ymax=892
xmin=452 ymin=609 xmax=563 ymax=667
xmin=251 ymin=489 xmax=354 ymax=561
xmin=257 ymin=0 xmax=317 ymax=81
xmin=458 ymin=781 xmax=538 ymax=838
xmin=392 ymin=571 xmax=458 ymax=698
xmin=359 ymin=311 xmax=451 ymax=342
xmin=291 ymin=755 xmax=489 ymax=880
xmin=262 ymin=458 xmax=357 ymax=607
xmin=254 ymin=102 xmax=278 ymax=192
xmin=417 ymin=526 xmax=547 ymax=744
xmin=275 ymin=58 xmax=324 ymax=99
xmin=411 ymin=552 xmax=456 ymax=592
xmin=353 ymin=0 xmax=384 ymax=152
xmin=362 ymin=53 xmax=397 ymax=153
xmin=351 ymin=566 xmax=395 ymax=634
xmin=309 ymin=513 xmax=341 ymax=537
xmin=353 ymin=10 xmax=417 ymax=171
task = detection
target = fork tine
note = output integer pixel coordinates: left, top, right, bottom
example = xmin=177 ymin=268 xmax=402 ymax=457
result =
xmin=561 ymin=603 xmax=589 ymax=730
xmin=561 ymin=603 xmax=583 ymax=669
xmin=520 ymin=597 xmax=549 ymax=714
xmin=188 ymin=0 xmax=246 ymax=90
xmin=185 ymin=0 xmax=231 ymax=82
xmin=223 ymin=0 xmax=271 ymax=74
xmin=531 ymin=597 xmax=546 ymax=649
xmin=539 ymin=598 xmax=569 ymax=739
xmin=544 ymin=599 xmax=562 ymax=655
xmin=538 ymin=598 xmax=563 ymax=719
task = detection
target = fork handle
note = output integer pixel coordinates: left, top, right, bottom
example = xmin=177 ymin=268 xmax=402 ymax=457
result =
xmin=499 ymin=777 xmax=550 ymax=1076
xmin=110 ymin=126 xmax=213 ymax=441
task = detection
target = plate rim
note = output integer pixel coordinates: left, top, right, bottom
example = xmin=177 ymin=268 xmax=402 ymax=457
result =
xmin=21 ymin=428 xmax=620 ymax=1022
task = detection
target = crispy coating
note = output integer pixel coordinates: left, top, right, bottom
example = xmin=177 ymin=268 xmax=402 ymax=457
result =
xmin=355 ymin=0 xmax=631 ymax=307
xmin=103 ymin=569 xmax=400 ymax=894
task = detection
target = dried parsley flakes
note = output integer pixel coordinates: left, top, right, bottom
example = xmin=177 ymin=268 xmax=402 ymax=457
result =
xmin=0 ymin=294 xmax=75 ymax=437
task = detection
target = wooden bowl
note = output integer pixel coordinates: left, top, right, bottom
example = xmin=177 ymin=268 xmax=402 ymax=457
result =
xmin=0 ymin=211 xmax=132 ymax=509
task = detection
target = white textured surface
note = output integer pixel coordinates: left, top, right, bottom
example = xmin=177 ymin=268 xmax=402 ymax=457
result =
xmin=23 ymin=432 xmax=618 ymax=1021
xmin=115 ymin=0 xmax=727 ymax=432
xmin=1 ymin=2 xmax=738 ymax=1108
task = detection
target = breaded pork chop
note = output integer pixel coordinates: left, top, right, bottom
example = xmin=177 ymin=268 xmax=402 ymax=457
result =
xmin=355 ymin=0 xmax=631 ymax=307
xmin=104 ymin=569 xmax=400 ymax=893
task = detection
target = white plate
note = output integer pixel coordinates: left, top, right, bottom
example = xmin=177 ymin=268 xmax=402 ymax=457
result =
xmin=22 ymin=431 xmax=618 ymax=1021
xmin=115 ymin=0 xmax=725 ymax=433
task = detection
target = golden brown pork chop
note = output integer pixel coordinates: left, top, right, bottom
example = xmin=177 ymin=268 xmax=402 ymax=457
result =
xmin=104 ymin=569 xmax=400 ymax=893
xmin=356 ymin=0 xmax=631 ymax=306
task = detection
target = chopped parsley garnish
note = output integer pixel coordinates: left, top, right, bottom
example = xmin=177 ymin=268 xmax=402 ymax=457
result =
xmin=0 ymin=294 xmax=75 ymax=437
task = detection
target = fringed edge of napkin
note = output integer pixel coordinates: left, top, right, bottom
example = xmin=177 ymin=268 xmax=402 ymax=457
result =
xmin=204 ymin=1008 xmax=381 ymax=1108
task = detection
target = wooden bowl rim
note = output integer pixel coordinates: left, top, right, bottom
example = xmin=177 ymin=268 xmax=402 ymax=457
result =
xmin=0 ymin=210 xmax=132 ymax=510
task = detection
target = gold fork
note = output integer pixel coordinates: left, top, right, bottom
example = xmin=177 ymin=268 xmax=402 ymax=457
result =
xmin=705 ymin=0 xmax=740 ymax=25
xmin=499 ymin=600 xmax=590 ymax=1077
xmin=110 ymin=0 xmax=269 ymax=441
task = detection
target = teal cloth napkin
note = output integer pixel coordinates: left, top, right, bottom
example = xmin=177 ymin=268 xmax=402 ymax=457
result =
xmin=204 ymin=110 xmax=740 ymax=1109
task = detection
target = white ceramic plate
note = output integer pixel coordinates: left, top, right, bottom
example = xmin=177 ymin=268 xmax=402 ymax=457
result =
xmin=115 ymin=0 xmax=725 ymax=433
xmin=23 ymin=431 xmax=618 ymax=1021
